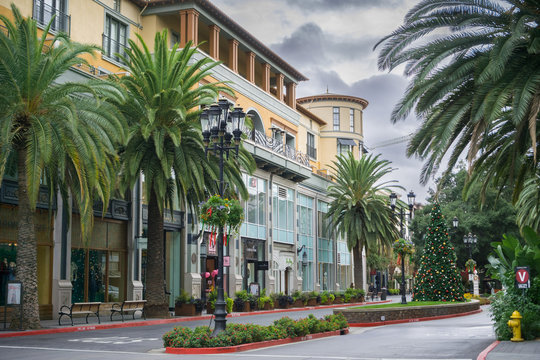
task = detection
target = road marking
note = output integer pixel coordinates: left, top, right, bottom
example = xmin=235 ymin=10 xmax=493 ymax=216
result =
xmin=0 ymin=345 xmax=165 ymax=355
xmin=68 ymin=336 xmax=159 ymax=344
xmin=218 ymin=355 xmax=472 ymax=360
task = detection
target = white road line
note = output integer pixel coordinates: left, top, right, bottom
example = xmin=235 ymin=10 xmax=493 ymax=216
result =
xmin=218 ymin=356 xmax=471 ymax=360
xmin=0 ymin=345 xmax=165 ymax=356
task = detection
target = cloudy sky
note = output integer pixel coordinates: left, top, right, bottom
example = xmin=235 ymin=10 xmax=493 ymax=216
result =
xmin=212 ymin=0 xmax=432 ymax=203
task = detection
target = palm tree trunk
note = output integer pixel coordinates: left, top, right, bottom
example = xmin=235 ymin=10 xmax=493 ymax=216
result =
xmin=144 ymin=188 xmax=170 ymax=318
xmin=353 ymin=245 xmax=364 ymax=291
xmin=16 ymin=149 xmax=41 ymax=329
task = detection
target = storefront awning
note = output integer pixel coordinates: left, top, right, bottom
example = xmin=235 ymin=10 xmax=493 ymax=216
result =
xmin=337 ymin=138 xmax=357 ymax=146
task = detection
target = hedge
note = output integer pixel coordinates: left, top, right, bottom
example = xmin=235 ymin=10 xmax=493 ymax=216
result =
xmin=163 ymin=313 xmax=348 ymax=348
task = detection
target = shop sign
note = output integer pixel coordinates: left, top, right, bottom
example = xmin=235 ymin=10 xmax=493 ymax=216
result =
xmin=255 ymin=261 xmax=269 ymax=271
xmin=515 ymin=266 xmax=530 ymax=289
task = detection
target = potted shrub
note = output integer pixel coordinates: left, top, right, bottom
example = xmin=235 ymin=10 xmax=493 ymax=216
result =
xmin=234 ymin=290 xmax=250 ymax=312
xmin=307 ymin=291 xmax=318 ymax=306
xmin=207 ymin=289 xmax=234 ymax=314
xmin=248 ymin=293 xmax=258 ymax=311
xmin=175 ymin=290 xmax=203 ymax=316
xmin=278 ymin=293 xmax=294 ymax=308
xmin=291 ymin=290 xmax=304 ymax=307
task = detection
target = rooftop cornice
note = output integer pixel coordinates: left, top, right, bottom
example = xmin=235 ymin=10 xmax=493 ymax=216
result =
xmin=297 ymin=94 xmax=369 ymax=109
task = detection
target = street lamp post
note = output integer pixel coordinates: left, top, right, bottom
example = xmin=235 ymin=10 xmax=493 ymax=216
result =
xmin=389 ymin=190 xmax=415 ymax=305
xmin=200 ymin=99 xmax=245 ymax=336
xmin=463 ymin=232 xmax=478 ymax=293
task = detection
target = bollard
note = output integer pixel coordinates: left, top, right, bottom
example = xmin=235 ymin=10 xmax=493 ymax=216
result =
xmin=507 ymin=310 xmax=524 ymax=342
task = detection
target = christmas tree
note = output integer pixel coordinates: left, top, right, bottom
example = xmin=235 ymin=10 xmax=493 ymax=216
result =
xmin=413 ymin=203 xmax=464 ymax=302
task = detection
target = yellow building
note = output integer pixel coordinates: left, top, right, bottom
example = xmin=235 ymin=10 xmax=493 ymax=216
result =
xmin=0 ymin=0 xmax=367 ymax=318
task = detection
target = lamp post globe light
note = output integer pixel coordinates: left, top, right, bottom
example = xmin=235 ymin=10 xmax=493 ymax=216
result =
xmin=200 ymin=99 xmax=245 ymax=336
xmin=389 ymin=190 xmax=415 ymax=304
xmin=463 ymin=232 xmax=478 ymax=293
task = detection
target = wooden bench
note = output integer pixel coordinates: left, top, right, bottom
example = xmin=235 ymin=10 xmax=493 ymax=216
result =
xmin=367 ymin=292 xmax=381 ymax=301
xmin=58 ymin=302 xmax=101 ymax=326
xmin=110 ymin=300 xmax=147 ymax=322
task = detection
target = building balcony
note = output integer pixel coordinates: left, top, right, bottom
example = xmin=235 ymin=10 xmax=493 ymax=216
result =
xmin=33 ymin=0 xmax=71 ymax=35
xmin=244 ymin=129 xmax=312 ymax=182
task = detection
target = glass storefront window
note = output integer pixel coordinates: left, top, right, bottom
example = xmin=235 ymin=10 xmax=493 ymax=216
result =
xmin=272 ymin=185 xmax=294 ymax=244
xmin=241 ymin=174 xmax=267 ymax=240
xmin=297 ymin=193 xmax=314 ymax=291
xmin=71 ymin=215 xmax=127 ymax=302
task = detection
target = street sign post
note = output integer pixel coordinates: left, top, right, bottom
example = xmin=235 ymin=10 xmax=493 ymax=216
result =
xmin=515 ymin=266 xmax=530 ymax=289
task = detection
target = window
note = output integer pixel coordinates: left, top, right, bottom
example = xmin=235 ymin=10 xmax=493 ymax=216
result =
xmin=71 ymin=216 xmax=127 ymax=302
xmin=240 ymin=174 xmax=267 ymax=240
xmin=333 ymin=107 xmax=340 ymax=131
xmin=103 ymin=14 xmax=128 ymax=63
xmin=113 ymin=0 xmax=121 ymax=12
xmin=337 ymin=143 xmax=351 ymax=155
xmin=307 ymin=133 xmax=316 ymax=159
xmin=317 ymin=200 xmax=334 ymax=291
xmin=33 ymin=0 xmax=70 ymax=34
xmin=349 ymin=109 xmax=355 ymax=132
xmin=171 ymin=31 xmax=180 ymax=48
xmin=272 ymin=185 xmax=294 ymax=244
xmin=297 ymin=194 xmax=314 ymax=291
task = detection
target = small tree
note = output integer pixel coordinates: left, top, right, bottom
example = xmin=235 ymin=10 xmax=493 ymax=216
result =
xmin=413 ymin=204 xmax=464 ymax=301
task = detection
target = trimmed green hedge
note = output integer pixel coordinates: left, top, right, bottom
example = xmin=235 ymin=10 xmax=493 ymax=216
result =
xmin=163 ymin=313 xmax=348 ymax=348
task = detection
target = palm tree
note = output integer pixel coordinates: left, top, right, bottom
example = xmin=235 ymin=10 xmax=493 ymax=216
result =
xmin=326 ymin=153 xmax=401 ymax=290
xmin=375 ymin=0 xmax=540 ymax=200
xmin=0 ymin=5 xmax=125 ymax=329
xmin=113 ymin=31 xmax=253 ymax=317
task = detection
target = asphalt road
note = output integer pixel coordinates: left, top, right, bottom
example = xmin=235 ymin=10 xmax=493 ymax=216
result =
xmin=0 ymin=306 xmax=495 ymax=360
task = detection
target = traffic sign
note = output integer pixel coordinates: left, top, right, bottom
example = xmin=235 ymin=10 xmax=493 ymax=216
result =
xmin=515 ymin=266 xmax=530 ymax=289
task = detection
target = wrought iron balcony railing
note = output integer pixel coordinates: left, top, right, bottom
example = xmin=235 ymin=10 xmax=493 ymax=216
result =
xmin=33 ymin=0 xmax=71 ymax=35
xmin=306 ymin=144 xmax=317 ymax=160
xmin=245 ymin=129 xmax=311 ymax=167
xmin=102 ymin=34 xmax=129 ymax=64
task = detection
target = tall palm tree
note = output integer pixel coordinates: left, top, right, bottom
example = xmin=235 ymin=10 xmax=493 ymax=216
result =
xmin=113 ymin=31 xmax=253 ymax=317
xmin=326 ymin=153 xmax=401 ymax=290
xmin=375 ymin=0 xmax=540 ymax=201
xmin=0 ymin=5 xmax=125 ymax=329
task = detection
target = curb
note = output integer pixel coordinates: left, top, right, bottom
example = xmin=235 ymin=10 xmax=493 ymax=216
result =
xmin=0 ymin=300 xmax=389 ymax=338
xmin=349 ymin=308 xmax=483 ymax=327
xmin=477 ymin=340 xmax=500 ymax=360
xmin=165 ymin=328 xmax=349 ymax=354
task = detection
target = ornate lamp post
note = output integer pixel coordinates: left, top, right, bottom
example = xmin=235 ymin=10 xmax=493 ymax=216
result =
xmin=389 ymin=190 xmax=415 ymax=304
xmin=463 ymin=232 xmax=478 ymax=293
xmin=200 ymin=99 xmax=245 ymax=335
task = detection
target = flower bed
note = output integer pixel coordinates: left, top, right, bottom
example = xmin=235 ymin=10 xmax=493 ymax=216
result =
xmin=163 ymin=313 xmax=348 ymax=351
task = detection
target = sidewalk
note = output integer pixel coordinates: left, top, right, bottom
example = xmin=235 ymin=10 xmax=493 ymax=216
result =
xmin=0 ymin=298 xmax=392 ymax=338
xmin=481 ymin=339 xmax=540 ymax=360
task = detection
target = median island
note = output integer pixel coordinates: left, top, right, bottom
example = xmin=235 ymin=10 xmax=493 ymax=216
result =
xmin=335 ymin=299 xmax=480 ymax=326
xmin=163 ymin=313 xmax=349 ymax=354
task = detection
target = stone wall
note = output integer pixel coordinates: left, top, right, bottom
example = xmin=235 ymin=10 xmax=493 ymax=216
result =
xmin=335 ymin=301 xmax=480 ymax=324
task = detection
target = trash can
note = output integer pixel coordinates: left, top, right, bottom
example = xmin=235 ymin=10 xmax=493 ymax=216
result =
xmin=381 ymin=288 xmax=387 ymax=300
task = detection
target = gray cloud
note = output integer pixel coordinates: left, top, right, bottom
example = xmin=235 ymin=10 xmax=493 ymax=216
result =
xmin=287 ymin=0 xmax=404 ymax=12
xmin=270 ymin=22 xmax=376 ymax=69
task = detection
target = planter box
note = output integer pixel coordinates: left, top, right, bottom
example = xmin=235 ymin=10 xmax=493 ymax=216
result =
xmin=175 ymin=303 xmax=201 ymax=316
xmin=234 ymin=302 xmax=250 ymax=312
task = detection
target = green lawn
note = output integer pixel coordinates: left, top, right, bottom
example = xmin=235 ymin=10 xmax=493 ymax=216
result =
xmin=354 ymin=301 xmax=466 ymax=309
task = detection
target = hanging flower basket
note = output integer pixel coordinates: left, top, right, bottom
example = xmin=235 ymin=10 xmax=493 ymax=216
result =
xmin=199 ymin=195 xmax=244 ymax=246
xmin=465 ymin=258 xmax=476 ymax=272
xmin=393 ymin=238 xmax=415 ymax=255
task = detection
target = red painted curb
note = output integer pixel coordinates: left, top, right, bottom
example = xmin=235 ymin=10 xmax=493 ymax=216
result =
xmin=477 ymin=340 xmax=500 ymax=360
xmin=349 ymin=308 xmax=483 ymax=327
xmin=0 ymin=301 xmax=386 ymax=338
xmin=165 ymin=329 xmax=347 ymax=354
